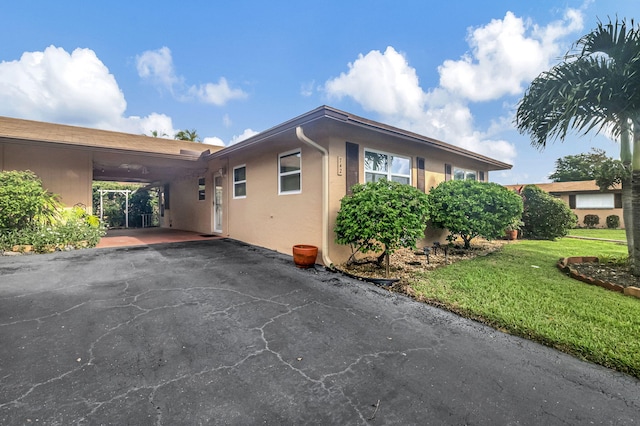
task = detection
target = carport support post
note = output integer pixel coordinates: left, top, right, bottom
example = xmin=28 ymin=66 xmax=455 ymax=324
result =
xmin=125 ymin=191 xmax=129 ymax=228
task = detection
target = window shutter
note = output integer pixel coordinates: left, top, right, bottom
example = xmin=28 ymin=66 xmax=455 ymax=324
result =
xmin=615 ymin=193 xmax=622 ymax=208
xmin=417 ymin=157 xmax=425 ymax=192
xmin=444 ymin=164 xmax=452 ymax=181
xmin=479 ymin=171 xmax=485 ymax=182
xmin=569 ymin=195 xmax=576 ymax=209
xmin=346 ymin=142 xmax=359 ymax=195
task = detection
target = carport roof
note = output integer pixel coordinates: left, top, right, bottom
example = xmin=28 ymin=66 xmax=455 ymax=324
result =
xmin=0 ymin=115 xmax=218 ymax=158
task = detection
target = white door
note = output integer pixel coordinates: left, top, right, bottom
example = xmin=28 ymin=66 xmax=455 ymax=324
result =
xmin=214 ymin=175 xmax=223 ymax=233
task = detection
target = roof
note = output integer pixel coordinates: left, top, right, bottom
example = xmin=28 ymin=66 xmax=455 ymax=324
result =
xmin=0 ymin=115 xmax=217 ymax=158
xmin=504 ymin=180 xmax=621 ymax=193
xmin=208 ymin=105 xmax=512 ymax=171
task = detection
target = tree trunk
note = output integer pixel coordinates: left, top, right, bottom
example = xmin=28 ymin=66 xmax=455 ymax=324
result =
xmin=632 ymin=169 xmax=640 ymax=276
xmin=622 ymin=176 xmax=634 ymax=260
xmin=385 ymin=252 xmax=390 ymax=278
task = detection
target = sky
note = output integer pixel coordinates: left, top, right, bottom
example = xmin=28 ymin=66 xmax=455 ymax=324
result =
xmin=0 ymin=0 xmax=637 ymax=184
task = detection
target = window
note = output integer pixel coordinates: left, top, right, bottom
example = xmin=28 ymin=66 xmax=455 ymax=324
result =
xmin=279 ymin=150 xmax=301 ymax=194
xmin=233 ymin=165 xmax=247 ymax=198
xmin=575 ymin=193 xmax=614 ymax=209
xmin=364 ymin=149 xmax=411 ymax=184
xmin=453 ymin=167 xmax=477 ymax=181
xmin=198 ymin=178 xmax=206 ymax=200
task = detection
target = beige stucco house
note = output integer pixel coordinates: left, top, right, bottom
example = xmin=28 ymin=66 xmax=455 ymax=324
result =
xmin=1 ymin=106 xmax=512 ymax=265
xmin=504 ymin=181 xmax=624 ymax=229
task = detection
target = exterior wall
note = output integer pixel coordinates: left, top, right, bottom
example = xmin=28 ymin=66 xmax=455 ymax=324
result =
xmin=163 ymin=175 xmax=212 ymax=232
xmin=1 ymin=141 xmax=93 ymax=212
xmin=208 ymin=140 xmax=323 ymax=260
xmin=554 ymin=194 xmax=624 ymax=228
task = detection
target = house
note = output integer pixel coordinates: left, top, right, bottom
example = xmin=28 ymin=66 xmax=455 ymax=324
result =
xmin=504 ymin=181 xmax=624 ymax=228
xmin=1 ymin=106 xmax=512 ymax=265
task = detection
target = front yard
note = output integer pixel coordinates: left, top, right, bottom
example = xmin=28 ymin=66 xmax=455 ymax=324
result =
xmin=406 ymin=236 xmax=639 ymax=378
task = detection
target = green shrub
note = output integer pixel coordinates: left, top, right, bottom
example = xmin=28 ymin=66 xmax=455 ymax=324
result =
xmin=335 ymin=179 xmax=429 ymax=276
xmin=583 ymin=214 xmax=600 ymax=228
xmin=521 ymin=185 xmax=577 ymax=240
xmin=606 ymin=215 xmax=620 ymax=229
xmin=0 ymin=170 xmax=61 ymax=230
xmin=427 ymin=180 xmax=523 ymax=248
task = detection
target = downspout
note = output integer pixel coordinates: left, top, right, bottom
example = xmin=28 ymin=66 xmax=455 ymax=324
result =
xmin=295 ymin=126 xmax=334 ymax=268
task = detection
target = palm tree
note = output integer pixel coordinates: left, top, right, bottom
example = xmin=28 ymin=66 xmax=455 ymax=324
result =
xmin=515 ymin=18 xmax=640 ymax=274
xmin=174 ymin=129 xmax=201 ymax=142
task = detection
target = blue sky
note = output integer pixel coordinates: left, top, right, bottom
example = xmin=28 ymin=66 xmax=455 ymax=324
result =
xmin=0 ymin=0 xmax=637 ymax=184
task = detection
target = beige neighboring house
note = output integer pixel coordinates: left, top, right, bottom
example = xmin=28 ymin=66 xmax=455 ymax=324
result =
xmin=1 ymin=105 xmax=512 ymax=265
xmin=504 ymin=181 xmax=624 ymax=229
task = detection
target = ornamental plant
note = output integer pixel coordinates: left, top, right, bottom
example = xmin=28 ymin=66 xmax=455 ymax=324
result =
xmin=520 ymin=185 xmax=577 ymax=240
xmin=583 ymin=214 xmax=600 ymax=228
xmin=334 ymin=179 xmax=429 ymax=277
xmin=0 ymin=170 xmax=61 ymax=230
xmin=427 ymin=180 xmax=523 ymax=249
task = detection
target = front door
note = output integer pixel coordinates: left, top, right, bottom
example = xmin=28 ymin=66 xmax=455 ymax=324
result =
xmin=214 ymin=175 xmax=223 ymax=233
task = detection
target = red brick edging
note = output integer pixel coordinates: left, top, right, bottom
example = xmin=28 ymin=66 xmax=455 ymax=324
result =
xmin=557 ymin=257 xmax=640 ymax=299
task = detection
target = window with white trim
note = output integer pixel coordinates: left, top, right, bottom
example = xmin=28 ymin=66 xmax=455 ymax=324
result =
xmin=279 ymin=150 xmax=301 ymax=194
xmin=233 ymin=165 xmax=246 ymax=198
xmin=453 ymin=167 xmax=477 ymax=181
xmin=576 ymin=193 xmax=614 ymax=209
xmin=364 ymin=149 xmax=411 ymax=185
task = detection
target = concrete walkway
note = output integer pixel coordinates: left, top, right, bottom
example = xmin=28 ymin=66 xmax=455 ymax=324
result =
xmin=0 ymin=239 xmax=638 ymax=424
xmin=96 ymin=227 xmax=222 ymax=249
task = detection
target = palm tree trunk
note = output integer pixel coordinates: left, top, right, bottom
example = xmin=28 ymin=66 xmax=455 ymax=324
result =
xmin=622 ymin=177 xmax=634 ymax=259
xmin=632 ymin=169 xmax=640 ymax=276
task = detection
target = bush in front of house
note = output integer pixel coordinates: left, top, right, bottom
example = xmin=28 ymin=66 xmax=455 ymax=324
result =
xmin=606 ymin=215 xmax=620 ymax=229
xmin=0 ymin=170 xmax=105 ymax=253
xmin=583 ymin=214 xmax=600 ymax=228
xmin=0 ymin=170 xmax=61 ymax=230
xmin=334 ymin=179 xmax=429 ymax=276
xmin=427 ymin=180 xmax=523 ymax=249
xmin=520 ymin=185 xmax=577 ymax=240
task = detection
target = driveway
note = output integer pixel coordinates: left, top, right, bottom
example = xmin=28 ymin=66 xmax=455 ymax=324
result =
xmin=0 ymin=239 xmax=638 ymax=425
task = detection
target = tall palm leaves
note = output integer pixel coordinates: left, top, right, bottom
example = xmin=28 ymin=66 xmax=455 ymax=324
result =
xmin=515 ymin=18 xmax=640 ymax=274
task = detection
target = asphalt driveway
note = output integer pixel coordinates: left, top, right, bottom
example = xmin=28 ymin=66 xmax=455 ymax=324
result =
xmin=0 ymin=239 xmax=638 ymax=425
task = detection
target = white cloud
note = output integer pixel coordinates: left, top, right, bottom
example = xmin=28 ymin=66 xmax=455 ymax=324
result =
xmin=0 ymin=45 xmax=127 ymax=127
xmin=438 ymin=10 xmax=583 ymax=102
xmin=136 ymin=47 xmax=247 ymax=106
xmin=324 ymin=8 xmax=585 ymax=165
xmin=188 ymin=77 xmax=247 ymax=106
xmin=135 ymin=46 xmax=180 ymax=92
xmin=229 ymin=129 xmax=259 ymax=145
xmin=222 ymin=114 xmax=232 ymax=127
xmin=0 ymin=45 xmax=181 ymax=137
xmin=202 ymin=136 xmax=225 ymax=146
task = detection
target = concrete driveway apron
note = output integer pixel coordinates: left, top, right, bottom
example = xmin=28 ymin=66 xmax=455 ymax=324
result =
xmin=0 ymin=239 xmax=638 ymax=425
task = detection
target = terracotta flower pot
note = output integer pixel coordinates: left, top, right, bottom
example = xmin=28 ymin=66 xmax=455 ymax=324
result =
xmin=505 ymin=229 xmax=518 ymax=240
xmin=292 ymin=244 xmax=318 ymax=268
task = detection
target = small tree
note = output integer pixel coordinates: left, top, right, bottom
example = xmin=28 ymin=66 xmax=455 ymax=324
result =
xmin=0 ymin=170 xmax=61 ymax=230
xmin=521 ymin=185 xmax=577 ymax=240
xmin=427 ymin=180 xmax=523 ymax=249
xmin=334 ymin=180 xmax=429 ymax=277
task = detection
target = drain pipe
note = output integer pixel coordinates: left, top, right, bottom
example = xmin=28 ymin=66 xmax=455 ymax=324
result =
xmin=295 ymin=126 xmax=334 ymax=268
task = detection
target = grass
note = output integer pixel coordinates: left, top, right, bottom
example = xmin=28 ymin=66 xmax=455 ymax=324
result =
xmin=568 ymin=228 xmax=626 ymax=241
xmin=409 ymin=237 xmax=640 ymax=378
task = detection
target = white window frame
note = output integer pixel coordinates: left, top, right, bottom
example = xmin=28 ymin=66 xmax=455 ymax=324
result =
xmin=364 ymin=149 xmax=411 ymax=185
xmin=278 ymin=149 xmax=302 ymax=195
xmin=233 ymin=165 xmax=247 ymax=199
xmin=453 ymin=167 xmax=478 ymax=181
xmin=576 ymin=193 xmax=614 ymax=209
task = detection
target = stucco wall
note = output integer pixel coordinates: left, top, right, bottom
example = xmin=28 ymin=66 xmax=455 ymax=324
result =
xmin=555 ymin=194 xmax=624 ymax=228
xmin=164 ymin=175 xmax=212 ymax=233
xmin=1 ymin=142 xmax=93 ymax=211
xmin=208 ymin=140 xmax=323 ymax=260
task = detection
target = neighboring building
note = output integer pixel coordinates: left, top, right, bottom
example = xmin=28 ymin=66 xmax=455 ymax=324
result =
xmin=1 ymin=105 xmax=512 ymax=264
xmin=504 ymin=181 xmax=624 ymax=229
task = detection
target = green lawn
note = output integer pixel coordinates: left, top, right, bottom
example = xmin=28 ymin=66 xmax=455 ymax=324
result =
xmin=409 ymin=237 xmax=640 ymax=378
xmin=568 ymin=228 xmax=627 ymax=241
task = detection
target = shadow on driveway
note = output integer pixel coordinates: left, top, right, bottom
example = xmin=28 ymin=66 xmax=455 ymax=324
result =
xmin=0 ymin=239 xmax=638 ymax=424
